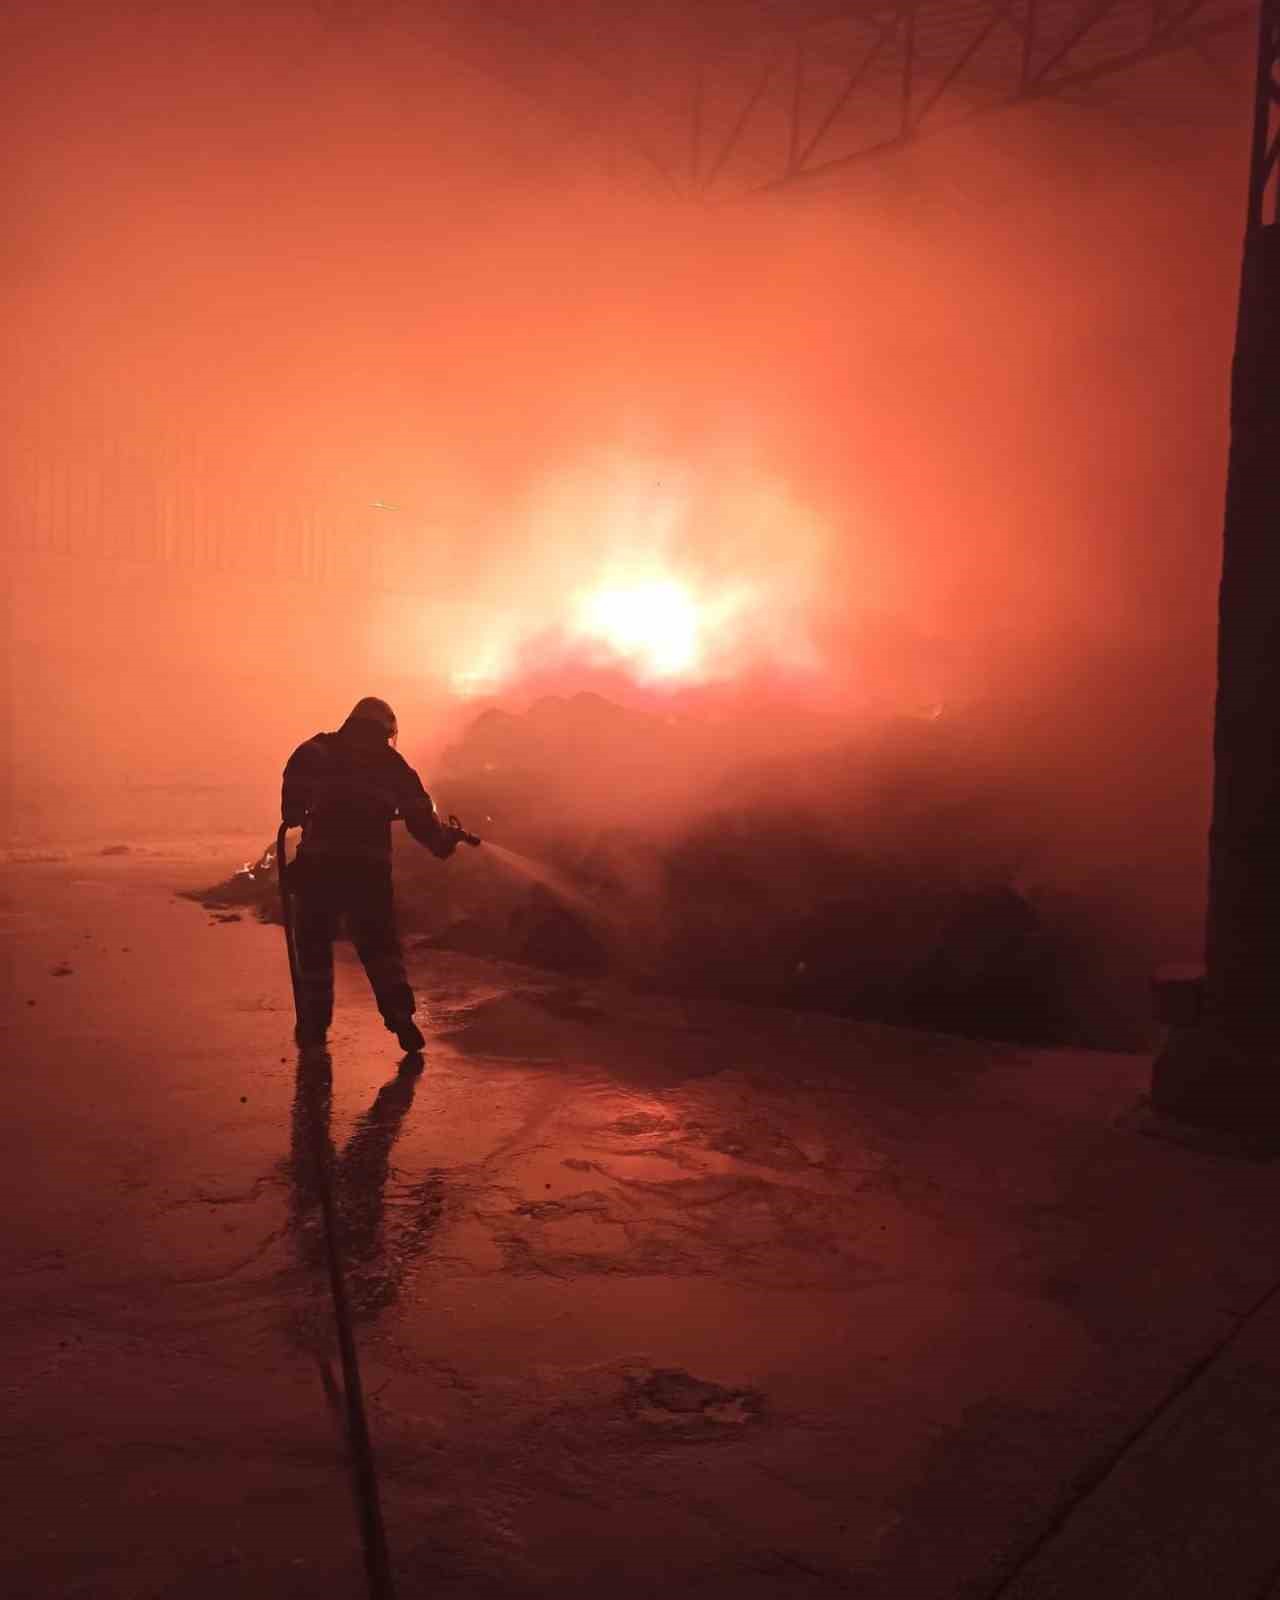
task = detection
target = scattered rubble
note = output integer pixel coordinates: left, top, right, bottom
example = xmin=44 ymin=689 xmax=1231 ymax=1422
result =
xmin=624 ymin=1367 xmax=765 ymax=1429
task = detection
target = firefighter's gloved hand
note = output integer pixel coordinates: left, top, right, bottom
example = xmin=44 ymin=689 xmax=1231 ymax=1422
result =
xmin=429 ymin=828 xmax=460 ymax=860
xmin=445 ymin=814 xmax=482 ymax=848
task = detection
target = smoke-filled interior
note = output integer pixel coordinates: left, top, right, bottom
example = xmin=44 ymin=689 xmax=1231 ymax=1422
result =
xmin=5 ymin=2 xmax=1253 ymax=1047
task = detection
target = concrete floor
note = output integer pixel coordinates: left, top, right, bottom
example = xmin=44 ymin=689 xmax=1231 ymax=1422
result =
xmin=4 ymin=842 xmax=1280 ymax=1599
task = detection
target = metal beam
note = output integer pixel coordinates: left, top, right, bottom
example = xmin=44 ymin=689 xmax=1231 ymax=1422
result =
xmin=442 ymin=0 xmax=1254 ymax=196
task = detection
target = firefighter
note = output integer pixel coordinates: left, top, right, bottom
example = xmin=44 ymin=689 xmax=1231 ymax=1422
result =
xmin=282 ymin=696 xmax=463 ymax=1052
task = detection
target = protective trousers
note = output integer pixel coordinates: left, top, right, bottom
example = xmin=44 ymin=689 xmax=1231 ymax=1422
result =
xmin=289 ymin=854 xmax=414 ymax=1033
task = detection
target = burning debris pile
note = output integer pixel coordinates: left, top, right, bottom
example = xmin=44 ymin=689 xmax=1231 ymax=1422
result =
xmin=200 ymin=691 xmax=1160 ymax=1050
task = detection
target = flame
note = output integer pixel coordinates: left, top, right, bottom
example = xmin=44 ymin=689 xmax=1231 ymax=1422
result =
xmin=574 ymin=579 xmax=703 ymax=679
xmin=438 ymin=452 xmax=830 ymax=697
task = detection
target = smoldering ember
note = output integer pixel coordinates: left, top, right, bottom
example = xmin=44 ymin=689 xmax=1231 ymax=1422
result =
xmin=6 ymin=3 xmax=1280 ymax=1599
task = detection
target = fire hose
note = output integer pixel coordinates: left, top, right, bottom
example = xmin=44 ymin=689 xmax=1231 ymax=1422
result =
xmin=273 ymin=807 xmax=479 ymax=1598
xmin=276 ymin=823 xmax=395 ymax=1600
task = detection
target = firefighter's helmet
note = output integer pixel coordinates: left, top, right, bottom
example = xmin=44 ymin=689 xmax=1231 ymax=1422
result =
xmin=344 ymin=696 xmax=398 ymax=742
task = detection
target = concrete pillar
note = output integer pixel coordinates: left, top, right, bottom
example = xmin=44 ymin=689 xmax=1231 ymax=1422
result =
xmin=1152 ymin=23 xmax=1280 ymax=1142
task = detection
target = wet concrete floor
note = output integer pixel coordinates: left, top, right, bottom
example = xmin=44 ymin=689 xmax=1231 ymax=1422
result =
xmin=5 ymin=842 xmax=1280 ymax=1598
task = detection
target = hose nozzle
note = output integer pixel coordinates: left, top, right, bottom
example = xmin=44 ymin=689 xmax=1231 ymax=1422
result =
xmin=446 ymin=814 xmax=482 ymax=848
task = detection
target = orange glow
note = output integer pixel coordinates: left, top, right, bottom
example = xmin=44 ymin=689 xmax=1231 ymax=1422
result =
xmin=435 ymin=453 xmax=830 ymax=698
xmin=574 ymin=579 xmax=702 ymax=678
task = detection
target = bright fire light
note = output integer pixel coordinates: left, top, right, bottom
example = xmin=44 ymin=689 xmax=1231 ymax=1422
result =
xmin=441 ymin=452 xmax=830 ymax=696
xmin=575 ymin=579 xmax=702 ymax=678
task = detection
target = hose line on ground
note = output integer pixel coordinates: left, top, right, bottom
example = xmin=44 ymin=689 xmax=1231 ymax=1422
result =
xmin=301 ymin=1075 xmax=397 ymax=1600
xmin=278 ymin=824 xmax=397 ymax=1600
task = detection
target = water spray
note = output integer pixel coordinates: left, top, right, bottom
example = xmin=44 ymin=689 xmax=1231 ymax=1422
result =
xmin=480 ymin=840 xmax=626 ymax=936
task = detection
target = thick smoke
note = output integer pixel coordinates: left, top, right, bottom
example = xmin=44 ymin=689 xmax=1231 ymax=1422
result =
xmin=5 ymin=3 xmax=1255 ymax=1039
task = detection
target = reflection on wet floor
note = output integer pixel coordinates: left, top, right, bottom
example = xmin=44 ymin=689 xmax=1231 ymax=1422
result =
xmin=286 ymin=1055 xmax=446 ymax=1328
